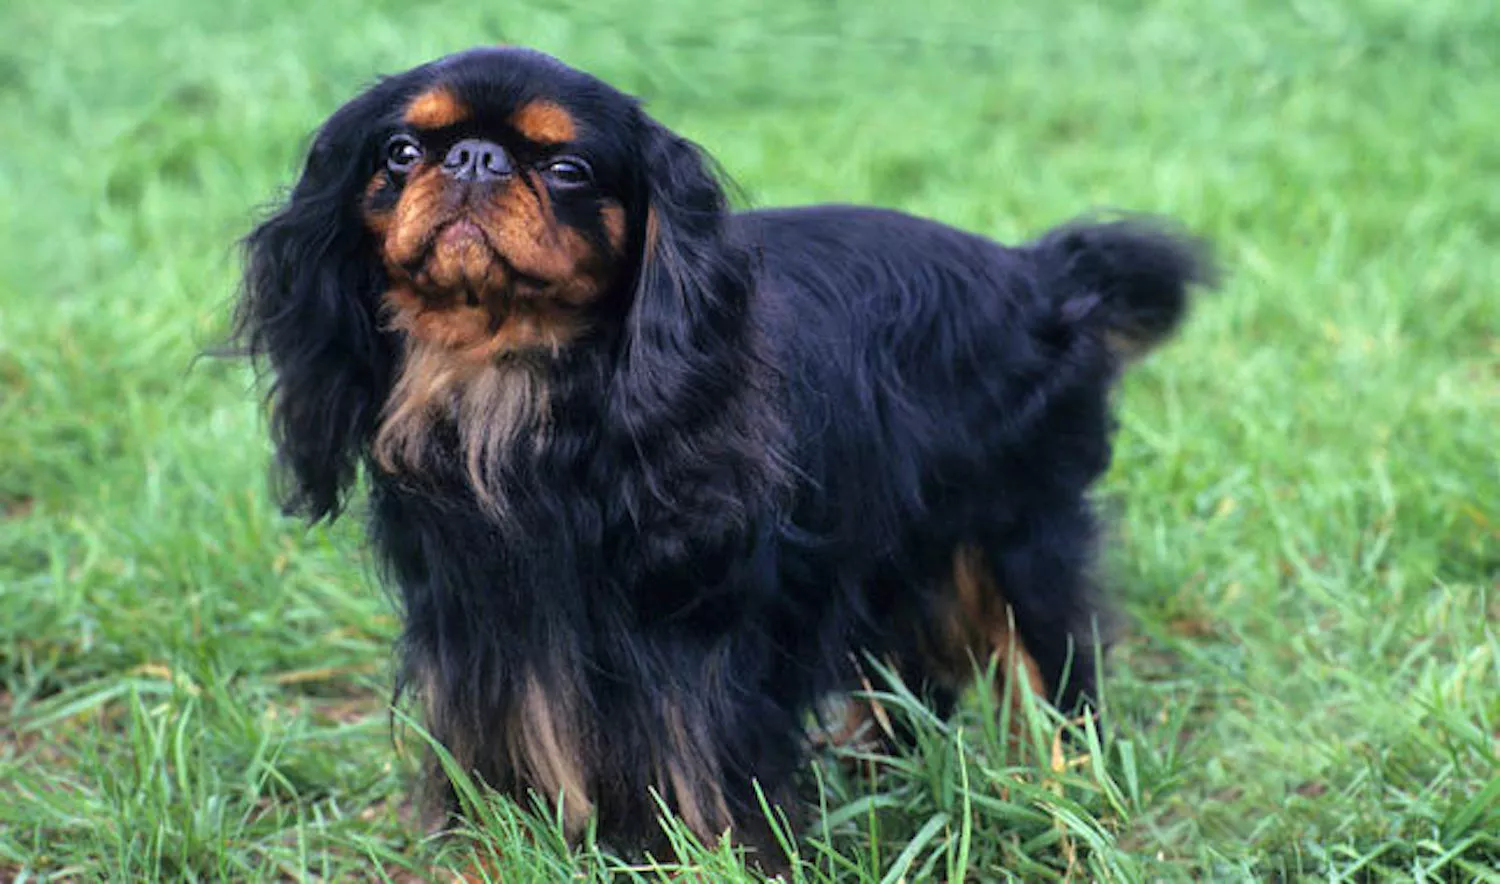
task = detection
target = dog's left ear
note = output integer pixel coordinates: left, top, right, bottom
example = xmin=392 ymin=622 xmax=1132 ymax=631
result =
xmin=609 ymin=119 xmax=754 ymax=437
xmin=605 ymin=117 xmax=783 ymax=575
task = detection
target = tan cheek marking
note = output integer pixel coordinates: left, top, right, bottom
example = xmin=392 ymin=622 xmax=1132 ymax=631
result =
xmin=600 ymin=201 xmax=626 ymax=255
xmin=385 ymin=167 xmax=449 ymax=266
xmin=510 ymin=100 xmax=576 ymax=144
xmin=362 ymin=173 xmax=394 ymax=236
xmin=404 ymin=87 xmax=469 ymax=129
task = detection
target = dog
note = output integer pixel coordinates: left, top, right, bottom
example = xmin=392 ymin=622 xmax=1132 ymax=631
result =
xmin=232 ymin=45 xmax=1213 ymax=869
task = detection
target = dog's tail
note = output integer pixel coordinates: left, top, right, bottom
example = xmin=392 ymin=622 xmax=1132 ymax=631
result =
xmin=1033 ymin=217 xmax=1217 ymax=362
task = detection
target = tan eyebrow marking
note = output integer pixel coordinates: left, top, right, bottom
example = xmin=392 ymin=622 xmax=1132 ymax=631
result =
xmin=404 ymin=87 xmax=469 ymax=129
xmin=510 ymin=101 xmax=576 ymax=144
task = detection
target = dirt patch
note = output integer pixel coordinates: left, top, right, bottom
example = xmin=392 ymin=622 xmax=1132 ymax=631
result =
xmin=2 ymin=494 xmax=34 ymax=520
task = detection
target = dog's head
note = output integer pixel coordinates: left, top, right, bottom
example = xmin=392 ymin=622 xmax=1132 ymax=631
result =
xmin=236 ymin=47 xmax=750 ymax=519
xmin=366 ymin=50 xmax=635 ymax=357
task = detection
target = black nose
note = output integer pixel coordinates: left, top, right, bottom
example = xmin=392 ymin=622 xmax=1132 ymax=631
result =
xmin=442 ymin=138 xmax=513 ymax=182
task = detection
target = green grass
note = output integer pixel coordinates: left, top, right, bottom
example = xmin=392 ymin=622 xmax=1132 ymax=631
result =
xmin=2 ymin=0 xmax=1497 ymax=879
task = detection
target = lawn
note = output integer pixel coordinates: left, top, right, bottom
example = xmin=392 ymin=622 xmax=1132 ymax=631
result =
xmin=1 ymin=0 xmax=1496 ymax=880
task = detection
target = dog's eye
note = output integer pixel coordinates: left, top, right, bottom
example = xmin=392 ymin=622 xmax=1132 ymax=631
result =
xmin=540 ymin=156 xmax=593 ymax=187
xmin=385 ymin=135 xmax=423 ymax=174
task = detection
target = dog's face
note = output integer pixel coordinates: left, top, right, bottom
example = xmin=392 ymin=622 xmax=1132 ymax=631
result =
xmin=363 ymin=49 xmax=638 ymax=361
xmin=237 ymin=47 xmax=748 ymax=520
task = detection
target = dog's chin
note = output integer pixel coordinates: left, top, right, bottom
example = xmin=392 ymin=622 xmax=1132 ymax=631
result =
xmin=381 ymin=223 xmax=587 ymax=358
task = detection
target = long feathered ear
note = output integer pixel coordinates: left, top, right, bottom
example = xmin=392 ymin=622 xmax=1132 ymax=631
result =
xmin=605 ymin=117 xmax=788 ymax=579
xmin=233 ymin=91 xmax=395 ymax=522
xmin=610 ymin=119 xmax=755 ymax=439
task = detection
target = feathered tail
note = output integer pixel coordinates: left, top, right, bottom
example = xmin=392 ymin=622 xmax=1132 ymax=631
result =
xmin=1033 ymin=218 xmax=1218 ymax=361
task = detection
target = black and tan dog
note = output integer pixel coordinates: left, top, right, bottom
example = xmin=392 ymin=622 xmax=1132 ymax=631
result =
xmin=233 ymin=45 xmax=1213 ymax=869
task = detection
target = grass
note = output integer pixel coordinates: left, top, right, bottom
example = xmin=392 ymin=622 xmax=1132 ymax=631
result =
xmin=1 ymin=0 xmax=1496 ymax=879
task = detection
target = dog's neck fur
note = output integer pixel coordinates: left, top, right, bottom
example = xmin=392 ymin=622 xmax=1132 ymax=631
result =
xmin=371 ymin=338 xmax=553 ymax=518
xmin=370 ymin=309 xmax=789 ymax=538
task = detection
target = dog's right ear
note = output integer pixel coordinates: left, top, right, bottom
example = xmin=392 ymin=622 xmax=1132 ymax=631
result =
xmin=233 ymin=86 xmax=399 ymax=522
